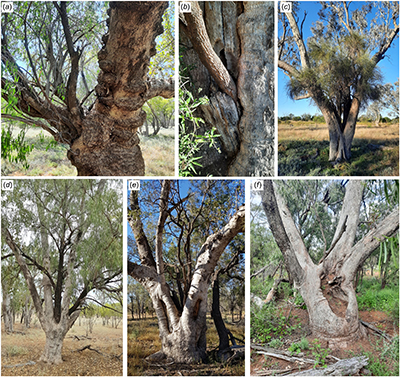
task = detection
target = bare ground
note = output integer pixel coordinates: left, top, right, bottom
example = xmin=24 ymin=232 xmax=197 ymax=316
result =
xmin=1 ymin=320 xmax=122 ymax=376
xmin=128 ymin=316 xmax=245 ymax=376
xmin=251 ymin=304 xmax=399 ymax=376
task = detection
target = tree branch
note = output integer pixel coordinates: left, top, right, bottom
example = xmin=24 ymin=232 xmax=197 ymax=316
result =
xmin=181 ymin=1 xmax=237 ymax=103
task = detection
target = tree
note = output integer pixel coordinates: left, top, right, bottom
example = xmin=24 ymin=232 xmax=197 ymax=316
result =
xmin=128 ymin=180 xmax=245 ymax=363
xmin=1 ymin=180 xmax=122 ymax=363
xmin=179 ymin=1 xmax=274 ymax=176
xmin=279 ymin=1 xmax=399 ymax=162
xmin=259 ymin=180 xmax=399 ymax=347
xmin=367 ymin=81 xmax=399 ymax=126
xmin=1 ymin=2 xmax=174 ymax=176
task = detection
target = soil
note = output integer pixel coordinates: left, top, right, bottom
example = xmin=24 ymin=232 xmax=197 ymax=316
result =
xmin=1 ymin=320 xmax=122 ymax=376
xmin=251 ymin=304 xmax=398 ymax=376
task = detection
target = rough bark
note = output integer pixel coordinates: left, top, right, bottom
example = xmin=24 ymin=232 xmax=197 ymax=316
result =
xmin=1 ymin=2 xmax=173 ymax=176
xmin=2 ymin=290 xmax=14 ymax=333
xmin=180 ymin=1 xmax=274 ymax=176
xmin=128 ymin=182 xmax=245 ymax=362
xmin=261 ymin=180 xmax=399 ymax=347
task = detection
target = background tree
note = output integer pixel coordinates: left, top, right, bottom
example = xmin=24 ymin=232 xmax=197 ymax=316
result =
xmin=128 ymin=180 xmax=244 ymax=363
xmin=367 ymin=81 xmax=399 ymax=126
xmin=179 ymin=1 xmax=274 ymax=176
xmin=1 ymin=180 xmax=123 ymax=364
xmin=279 ymin=1 xmax=399 ymax=162
xmin=258 ymin=179 xmax=398 ymax=347
xmin=1 ymin=2 xmax=174 ymax=175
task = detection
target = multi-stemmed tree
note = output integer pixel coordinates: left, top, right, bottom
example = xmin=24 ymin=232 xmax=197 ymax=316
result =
xmin=279 ymin=1 xmax=399 ymax=162
xmin=1 ymin=180 xmax=122 ymax=363
xmin=128 ymin=180 xmax=245 ymax=363
xmin=259 ymin=180 xmax=398 ymax=347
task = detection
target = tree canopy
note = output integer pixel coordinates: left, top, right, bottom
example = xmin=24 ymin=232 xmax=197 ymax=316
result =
xmin=279 ymin=1 xmax=399 ymax=161
xmin=2 ymin=179 xmax=123 ymax=332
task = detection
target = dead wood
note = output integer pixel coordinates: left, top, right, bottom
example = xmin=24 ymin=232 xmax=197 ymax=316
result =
xmin=75 ymin=344 xmax=104 ymax=355
xmin=251 ymin=344 xmax=341 ymax=365
xmin=3 ymin=361 xmax=36 ymax=368
xmin=256 ymin=368 xmax=297 ymax=376
xmin=360 ymin=320 xmax=392 ymax=341
xmin=285 ymin=356 xmax=369 ymax=376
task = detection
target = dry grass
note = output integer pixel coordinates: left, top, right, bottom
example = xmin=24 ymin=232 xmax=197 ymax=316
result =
xmin=1 ymin=319 xmax=122 ymax=376
xmin=279 ymin=120 xmax=399 ymax=143
xmin=2 ymin=126 xmax=175 ymax=176
xmin=278 ymin=120 xmax=399 ymax=176
xmin=128 ymin=314 xmax=245 ymax=376
xmin=140 ymin=128 xmax=175 ymax=176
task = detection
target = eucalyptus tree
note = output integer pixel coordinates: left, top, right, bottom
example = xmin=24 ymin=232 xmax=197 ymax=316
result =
xmin=128 ymin=179 xmax=244 ymax=363
xmin=279 ymin=1 xmax=399 ymax=162
xmin=1 ymin=180 xmax=123 ymax=364
xmin=1 ymin=1 xmax=173 ymax=175
xmin=259 ymin=180 xmax=398 ymax=347
xmin=179 ymin=1 xmax=274 ymax=176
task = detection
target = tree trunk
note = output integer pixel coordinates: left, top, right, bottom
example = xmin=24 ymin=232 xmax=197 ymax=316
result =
xmin=67 ymin=2 xmax=172 ymax=175
xmin=261 ymin=180 xmax=399 ymax=348
xmin=40 ymin=328 xmax=66 ymax=364
xmin=180 ymin=1 xmax=274 ymax=176
xmin=211 ymin=273 xmax=230 ymax=356
xmin=2 ymin=291 xmax=13 ymax=333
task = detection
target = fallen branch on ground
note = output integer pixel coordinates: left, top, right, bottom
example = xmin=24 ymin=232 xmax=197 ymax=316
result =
xmin=3 ymin=361 xmax=36 ymax=368
xmin=74 ymin=344 xmax=104 ymax=355
xmin=285 ymin=356 xmax=368 ymax=376
xmin=360 ymin=320 xmax=392 ymax=341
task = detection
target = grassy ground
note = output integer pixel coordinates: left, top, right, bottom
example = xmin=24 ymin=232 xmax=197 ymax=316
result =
xmin=128 ymin=315 xmax=245 ymax=376
xmin=1 ymin=127 xmax=175 ymax=176
xmin=278 ymin=120 xmax=399 ymax=176
xmin=1 ymin=318 xmax=122 ymax=376
xmin=251 ymin=276 xmax=399 ymax=376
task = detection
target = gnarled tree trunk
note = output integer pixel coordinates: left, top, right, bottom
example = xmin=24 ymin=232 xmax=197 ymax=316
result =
xmin=1 ymin=2 xmax=173 ymax=176
xmin=128 ymin=181 xmax=245 ymax=362
xmin=180 ymin=1 xmax=274 ymax=176
xmin=261 ymin=180 xmax=399 ymax=348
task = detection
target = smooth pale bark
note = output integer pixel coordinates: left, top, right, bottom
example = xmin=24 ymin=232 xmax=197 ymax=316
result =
xmin=261 ymin=180 xmax=399 ymax=347
xmin=128 ymin=184 xmax=245 ymax=362
xmin=180 ymin=1 xmax=274 ymax=176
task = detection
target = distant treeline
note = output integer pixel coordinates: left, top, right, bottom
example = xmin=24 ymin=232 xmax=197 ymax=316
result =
xmin=279 ymin=113 xmax=399 ymax=124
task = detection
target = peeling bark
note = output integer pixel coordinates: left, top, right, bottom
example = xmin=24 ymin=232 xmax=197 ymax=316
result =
xmin=180 ymin=1 xmax=274 ymax=176
xmin=1 ymin=2 xmax=173 ymax=176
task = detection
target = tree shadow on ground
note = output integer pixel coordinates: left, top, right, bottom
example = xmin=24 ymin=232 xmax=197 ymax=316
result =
xmin=278 ymin=139 xmax=399 ymax=177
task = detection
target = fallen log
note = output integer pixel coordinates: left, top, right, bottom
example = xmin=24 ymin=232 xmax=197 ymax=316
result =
xmin=360 ymin=320 xmax=392 ymax=341
xmin=285 ymin=356 xmax=369 ymax=376
xmin=3 ymin=361 xmax=36 ymax=368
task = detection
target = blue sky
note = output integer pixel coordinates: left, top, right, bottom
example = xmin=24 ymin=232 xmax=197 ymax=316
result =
xmin=278 ymin=1 xmax=399 ymax=117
